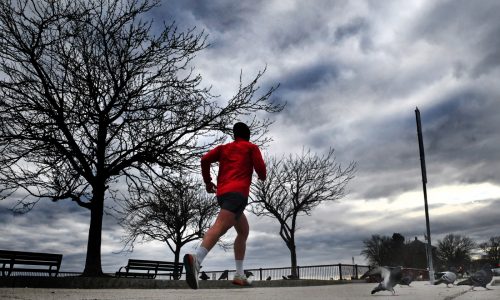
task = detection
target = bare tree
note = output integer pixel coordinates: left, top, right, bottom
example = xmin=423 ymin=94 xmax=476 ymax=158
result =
xmin=251 ymin=149 xmax=356 ymax=278
xmin=119 ymin=174 xmax=219 ymax=279
xmin=479 ymin=236 xmax=500 ymax=266
xmin=436 ymin=234 xmax=476 ymax=269
xmin=360 ymin=234 xmax=394 ymax=266
xmin=360 ymin=233 xmax=435 ymax=268
xmin=0 ymin=0 xmax=282 ymax=276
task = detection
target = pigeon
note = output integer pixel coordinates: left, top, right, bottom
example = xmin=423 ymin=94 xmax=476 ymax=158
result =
xmin=399 ymin=274 xmax=414 ymax=286
xmin=266 ymin=276 xmax=271 ymax=281
xmin=199 ymin=271 xmax=209 ymax=281
xmin=433 ymin=271 xmax=457 ymax=287
xmin=282 ymin=275 xmax=288 ymax=280
xmin=244 ymin=270 xmax=254 ymax=278
xmin=361 ymin=266 xmax=403 ymax=295
xmin=218 ymin=270 xmax=229 ymax=280
xmin=457 ymin=265 xmax=493 ymax=290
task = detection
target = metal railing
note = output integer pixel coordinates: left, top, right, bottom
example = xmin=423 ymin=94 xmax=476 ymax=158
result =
xmin=1 ymin=264 xmax=370 ymax=281
xmin=2 ymin=265 xmax=433 ymax=283
xmin=203 ymin=263 xmax=371 ymax=281
xmin=1 ymin=265 xmax=434 ymax=283
xmin=0 ymin=271 xmax=111 ymax=277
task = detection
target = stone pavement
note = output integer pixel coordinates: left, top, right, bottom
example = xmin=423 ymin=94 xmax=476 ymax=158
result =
xmin=0 ymin=279 xmax=498 ymax=300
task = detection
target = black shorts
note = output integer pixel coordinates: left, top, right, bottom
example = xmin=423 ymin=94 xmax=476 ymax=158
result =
xmin=217 ymin=192 xmax=248 ymax=220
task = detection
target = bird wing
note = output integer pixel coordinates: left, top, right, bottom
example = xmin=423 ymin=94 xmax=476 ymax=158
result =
xmin=387 ymin=267 xmax=402 ymax=288
xmin=470 ymin=269 xmax=492 ymax=286
xmin=376 ymin=267 xmax=390 ymax=287
xmin=457 ymin=277 xmax=473 ymax=286
xmin=373 ymin=266 xmax=389 ymax=277
xmin=442 ymin=272 xmax=456 ymax=283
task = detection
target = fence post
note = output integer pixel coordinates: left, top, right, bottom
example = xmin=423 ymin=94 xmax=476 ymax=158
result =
xmin=259 ymin=268 xmax=262 ymax=281
xmin=354 ymin=264 xmax=358 ymax=279
xmin=297 ymin=266 xmax=300 ymax=279
xmin=338 ymin=263 xmax=343 ymax=280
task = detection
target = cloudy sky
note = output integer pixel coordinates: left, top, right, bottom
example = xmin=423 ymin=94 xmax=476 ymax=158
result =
xmin=1 ymin=0 xmax=500 ymax=273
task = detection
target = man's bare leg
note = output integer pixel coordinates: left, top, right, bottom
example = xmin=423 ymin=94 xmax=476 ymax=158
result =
xmin=234 ymin=212 xmax=249 ymax=261
xmin=184 ymin=209 xmax=236 ymax=289
xmin=201 ymin=209 xmax=237 ymax=252
xmin=201 ymin=210 xmax=250 ymax=275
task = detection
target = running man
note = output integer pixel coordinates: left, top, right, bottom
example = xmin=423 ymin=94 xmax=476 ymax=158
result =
xmin=183 ymin=122 xmax=267 ymax=289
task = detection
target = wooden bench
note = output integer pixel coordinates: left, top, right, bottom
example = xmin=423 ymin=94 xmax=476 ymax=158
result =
xmin=0 ymin=250 xmax=62 ymax=277
xmin=115 ymin=259 xmax=183 ymax=279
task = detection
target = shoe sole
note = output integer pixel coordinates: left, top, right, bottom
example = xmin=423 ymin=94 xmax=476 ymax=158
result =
xmin=232 ymin=280 xmax=251 ymax=286
xmin=183 ymin=254 xmax=198 ymax=289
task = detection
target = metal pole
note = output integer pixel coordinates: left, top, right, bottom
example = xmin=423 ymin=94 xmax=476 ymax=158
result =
xmin=415 ymin=107 xmax=435 ymax=284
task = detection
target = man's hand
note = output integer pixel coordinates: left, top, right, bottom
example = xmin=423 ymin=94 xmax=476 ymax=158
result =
xmin=205 ymin=182 xmax=217 ymax=193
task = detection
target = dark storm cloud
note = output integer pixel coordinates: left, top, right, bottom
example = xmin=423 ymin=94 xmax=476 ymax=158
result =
xmin=1 ymin=201 xmax=87 ymax=253
xmin=334 ymin=17 xmax=368 ymax=42
xmin=472 ymin=40 xmax=500 ymax=77
xmin=121 ymin=0 xmax=500 ymax=271
xmin=429 ymin=199 xmax=500 ymax=242
xmin=0 ymin=195 xmax=128 ymax=271
xmin=412 ymin=0 xmax=500 ymax=77
xmin=422 ymin=91 xmax=500 ymax=185
xmin=280 ymin=63 xmax=340 ymax=92
xmin=335 ymin=112 xmax=422 ymax=200
xmin=168 ymin=0 xmax=262 ymax=32
xmin=290 ymin=199 xmax=500 ymax=264
xmin=425 ymin=93 xmax=487 ymax=156
xmin=333 ymin=17 xmax=373 ymax=51
xmin=3 ymin=0 xmax=500 ymax=273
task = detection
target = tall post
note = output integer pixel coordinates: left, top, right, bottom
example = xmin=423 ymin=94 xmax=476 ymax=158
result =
xmin=415 ymin=107 xmax=435 ymax=283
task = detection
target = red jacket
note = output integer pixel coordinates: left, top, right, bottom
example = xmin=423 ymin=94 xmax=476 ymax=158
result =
xmin=201 ymin=138 xmax=266 ymax=196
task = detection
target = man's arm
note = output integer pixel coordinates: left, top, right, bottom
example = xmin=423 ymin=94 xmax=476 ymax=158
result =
xmin=252 ymin=145 xmax=266 ymax=181
xmin=201 ymin=146 xmax=221 ymax=193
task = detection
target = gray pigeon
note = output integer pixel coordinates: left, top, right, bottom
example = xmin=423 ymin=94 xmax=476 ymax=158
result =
xmin=244 ymin=270 xmax=254 ymax=278
xmin=399 ymin=274 xmax=414 ymax=286
xmin=199 ymin=271 xmax=209 ymax=280
xmin=218 ymin=270 xmax=229 ymax=280
xmin=434 ymin=271 xmax=457 ymax=287
xmin=266 ymin=276 xmax=271 ymax=281
xmin=361 ymin=266 xmax=403 ymax=295
xmin=457 ymin=265 xmax=493 ymax=290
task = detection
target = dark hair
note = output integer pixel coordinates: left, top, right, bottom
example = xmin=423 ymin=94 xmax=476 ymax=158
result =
xmin=233 ymin=122 xmax=250 ymax=141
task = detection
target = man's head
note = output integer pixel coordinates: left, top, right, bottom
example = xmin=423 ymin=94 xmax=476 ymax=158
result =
xmin=233 ymin=122 xmax=250 ymax=141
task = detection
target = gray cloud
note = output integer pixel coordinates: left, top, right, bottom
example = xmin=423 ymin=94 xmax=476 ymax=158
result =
xmin=171 ymin=0 xmax=262 ymax=32
xmin=2 ymin=0 xmax=500 ymax=274
xmin=411 ymin=0 xmax=500 ymax=78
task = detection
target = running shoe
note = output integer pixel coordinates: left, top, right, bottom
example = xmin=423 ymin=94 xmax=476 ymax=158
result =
xmin=232 ymin=273 xmax=251 ymax=286
xmin=183 ymin=254 xmax=199 ymax=289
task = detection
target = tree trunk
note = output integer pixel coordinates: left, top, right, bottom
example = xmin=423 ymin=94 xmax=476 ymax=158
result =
xmin=82 ymin=189 xmax=105 ymax=277
xmin=290 ymin=243 xmax=298 ymax=279
xmin=174 ymin=246 xmax=181 ymax=280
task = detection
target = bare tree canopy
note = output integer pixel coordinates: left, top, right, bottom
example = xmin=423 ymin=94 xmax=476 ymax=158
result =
xmin=360 ymin=233 xmax=434 ymax=269
xmin=0 ymin=0 xmax=282 ymax=276
xmin=436 ymin=234 xmax=476 ymax=269
xmin=251 ymin=148 xmax=356 ymax=277
xmin=119 ymin=174 xmax=219 ymax=278
xmin=360 ymin=234 xmax=393 ymax=266
xmin=479 ymin=236 xmax=500 ymax=266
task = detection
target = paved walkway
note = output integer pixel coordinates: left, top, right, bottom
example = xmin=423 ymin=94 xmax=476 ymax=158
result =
xmin=1 ymin=280 xmax=499 ymax=300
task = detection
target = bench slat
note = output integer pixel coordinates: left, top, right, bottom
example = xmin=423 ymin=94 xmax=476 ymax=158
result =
xmin=0 ymin=250 xmax=62 ymax=277
xmin=5 ymin=268 xmax=59 ymax=273
xmin=0 ymin=260 xmax=60 ymax=266
xmin=115 ymin=259 xmax=183 ymax=279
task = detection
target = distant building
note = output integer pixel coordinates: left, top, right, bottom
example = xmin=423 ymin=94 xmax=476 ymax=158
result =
xmin=405 ymin=236 xmax=437 ymax=270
